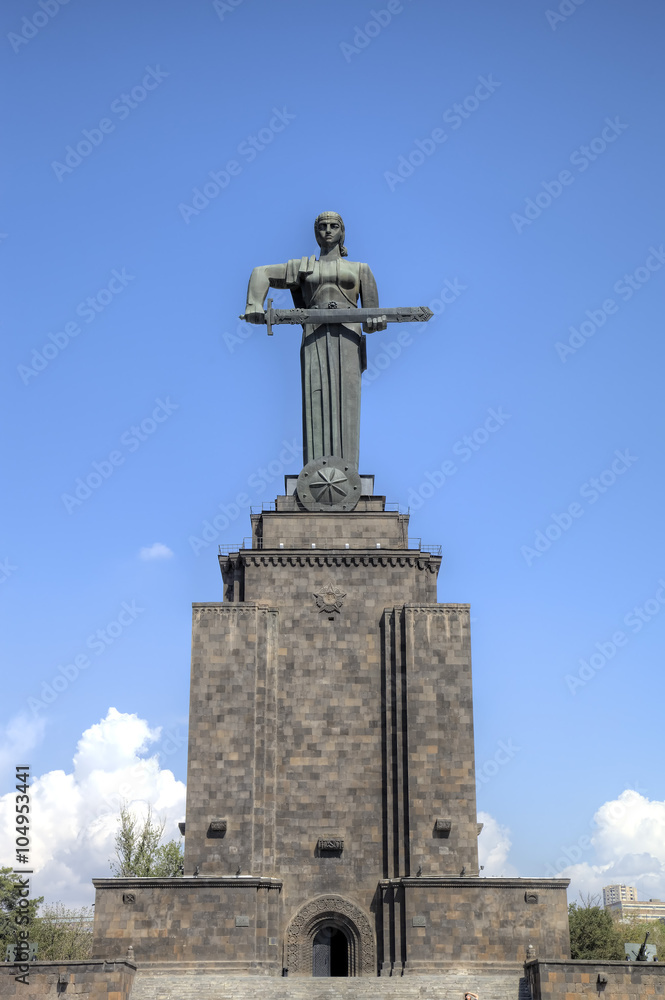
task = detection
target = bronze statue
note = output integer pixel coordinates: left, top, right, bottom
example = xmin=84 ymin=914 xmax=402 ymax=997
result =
xmin=244 ymin=211 xmax=389 ymax=470
xmin=242 ymin=212 xmax=432 ymax=510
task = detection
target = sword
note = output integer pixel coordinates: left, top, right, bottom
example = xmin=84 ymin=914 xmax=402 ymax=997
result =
xmin=239 ymin=299 xmax=434 ymax=336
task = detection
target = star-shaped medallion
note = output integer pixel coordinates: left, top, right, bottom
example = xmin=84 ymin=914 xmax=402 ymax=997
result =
xmin=308 ymin=466 xmax=349 ymax=505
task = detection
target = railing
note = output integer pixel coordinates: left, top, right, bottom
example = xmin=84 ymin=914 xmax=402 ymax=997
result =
xmin=218 ymin=539 xmax=253 ymax=555
xmin=220 ymin=538 xmax=442 ymax=556
xmin=248 ymin=499 xmax=405 ymax=513
xmin=408 ymin=539 xmax=442 ymax=556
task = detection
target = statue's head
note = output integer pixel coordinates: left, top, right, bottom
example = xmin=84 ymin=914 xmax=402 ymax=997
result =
xmin=314 ymin=211 xmax=348 ymax=256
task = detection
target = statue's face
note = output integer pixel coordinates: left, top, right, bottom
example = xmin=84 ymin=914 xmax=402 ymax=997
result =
xmin=316 ymin=217 xmax=342 ymax=248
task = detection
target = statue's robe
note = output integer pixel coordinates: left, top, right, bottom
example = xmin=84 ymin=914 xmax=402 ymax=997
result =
xmin=277 ymin=256 xmax=379 ymax=468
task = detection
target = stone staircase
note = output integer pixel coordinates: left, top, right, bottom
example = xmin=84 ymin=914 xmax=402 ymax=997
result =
xmin=130 ymin=968 xmax=532 ymax=1000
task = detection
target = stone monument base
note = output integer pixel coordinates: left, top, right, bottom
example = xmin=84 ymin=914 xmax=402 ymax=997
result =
xmin=91 ymin=876 xmax=569 ymax=974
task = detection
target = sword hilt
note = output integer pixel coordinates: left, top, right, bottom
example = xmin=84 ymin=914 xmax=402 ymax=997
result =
xmin=265 ymin=298 xmax=274 ymax=336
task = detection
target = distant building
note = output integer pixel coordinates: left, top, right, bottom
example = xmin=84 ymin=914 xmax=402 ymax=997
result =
xmin=603 ymin=885 xmax=665 ymax=923
xmin=603 ymin=885 xmax=639 ymax=906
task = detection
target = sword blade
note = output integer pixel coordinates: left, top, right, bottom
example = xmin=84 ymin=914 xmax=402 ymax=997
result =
xmin=273 ymin=305 xmax=434 ymax=325
xmin=239 ymin=305 xmax=434 ymax=328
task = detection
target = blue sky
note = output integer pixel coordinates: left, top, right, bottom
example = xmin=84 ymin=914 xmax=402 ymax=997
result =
xmin=2 ymin=0 xmax=665 ymax=908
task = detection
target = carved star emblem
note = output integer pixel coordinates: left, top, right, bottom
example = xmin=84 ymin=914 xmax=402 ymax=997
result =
xmin=314 ymin=585 xmax=346 ymax=615
xmin=308 ymin=467 xmax=349 ymax=505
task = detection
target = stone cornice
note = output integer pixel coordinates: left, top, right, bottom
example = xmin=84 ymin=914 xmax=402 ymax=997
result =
xmin=3 ymin=960 xmax=137 ymax=970
xmin=526 ymin=958 xmax=665 ymax=968
xmin=220 ymin=551 xmax=440 ymax=572
xmin=380 ymin=877 xmax=570 ymax=890
xmin=92 ymin=877 xmax=282 ymax=890
xmin=403 ymin=604 xmax=470 ymax=613
xmin=192 ymin=603 xmax=469 ymax=614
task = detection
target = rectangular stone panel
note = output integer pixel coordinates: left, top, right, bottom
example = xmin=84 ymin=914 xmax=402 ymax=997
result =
xmin=184 ymin=603 xmax=277 ymax=876
xmin=91 ymin=879 xmax=281 ymax=968
xmin=380 ymin=878 xmax=570 ymax=971
xmin=403 ymin=605 xmax=478 ymax=876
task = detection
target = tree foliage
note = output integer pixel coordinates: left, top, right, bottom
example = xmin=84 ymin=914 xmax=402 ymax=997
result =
xmin=568 ymin=896 xmax=625 ymax=960
xmin=0 ymin=866 xmax=43 ymax=956
xmin=110 ymin=804 xmax=183 ymax=877
xmin=615 ymin=916 xmax=665 ymax=958
xmin=31 ymin=903 xmax=93 ymax=960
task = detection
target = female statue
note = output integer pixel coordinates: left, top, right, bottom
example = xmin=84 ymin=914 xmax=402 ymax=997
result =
xmin=244 ymin=212 xmax=386 ymax=470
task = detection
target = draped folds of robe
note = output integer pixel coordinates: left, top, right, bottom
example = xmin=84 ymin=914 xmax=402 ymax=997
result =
xmin=285 ymin=255 xmax=377 ymax=470
xmin=300 ymin=322 xmax=363 ymax=468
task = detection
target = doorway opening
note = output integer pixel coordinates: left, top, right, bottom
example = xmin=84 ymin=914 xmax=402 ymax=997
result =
xmin=312 ymin=925 xmax=349 ymax=977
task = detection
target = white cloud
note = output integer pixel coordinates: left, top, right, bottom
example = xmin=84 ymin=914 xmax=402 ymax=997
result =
xmin=139 ymin=542 xmax=173 ymax=561
xmin=0 ymin=708 xmax=186 ymax=908
xmin=555 ymin=790 xmax=665 ymax=903
xmin=478 ymin=810 xmax=518 ymax=876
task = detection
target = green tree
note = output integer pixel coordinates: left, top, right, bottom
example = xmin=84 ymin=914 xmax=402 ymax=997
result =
xmin=110 ymin=804 xmax=183 ymax=877
xmin=31 ymin=903 xmax=93 ymax=960
xmin=150 ymin=838 xmax=185 ymax=877
xmin=616 ymin=916 xmax=665 ymax=958
xmin=0 ymin=866 xmax=43 ymax=957
xmin=568 ymin=895 xmax=625 ymax=960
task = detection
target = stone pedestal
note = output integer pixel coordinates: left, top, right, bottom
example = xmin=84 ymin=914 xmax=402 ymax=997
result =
xmin=92 ymin=490 xmax=570 ymax=975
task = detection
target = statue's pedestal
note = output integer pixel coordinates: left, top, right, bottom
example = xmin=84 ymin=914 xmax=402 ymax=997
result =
xmin=92 ymin=489 xmax=570 ymax=974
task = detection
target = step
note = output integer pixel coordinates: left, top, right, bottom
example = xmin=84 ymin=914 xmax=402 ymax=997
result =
xmin=129 ymin=969 xmax=531 ymax=1000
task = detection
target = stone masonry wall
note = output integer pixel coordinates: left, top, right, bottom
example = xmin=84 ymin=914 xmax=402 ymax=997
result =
xmin=401 ymin=606 xmax=478 ymax=876
xmin=391 ymin=879 xmax=570 ymax=970
xmin=91 ymin=878 xmax=281 ymax=969
xmin=526 ymin=958 xmax=665 ymax=998
xmin=0 ymin=960 xmax=135 ymax=1000
xmin=89 ymin=501 xmax=569 ymax=972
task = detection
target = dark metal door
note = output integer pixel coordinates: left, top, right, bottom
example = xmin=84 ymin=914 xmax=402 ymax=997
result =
xmin=312 ymin=931 xmax=331 ymax=977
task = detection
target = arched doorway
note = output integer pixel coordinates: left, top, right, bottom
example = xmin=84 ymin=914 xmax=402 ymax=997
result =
xmin=312 ymin=924 xmax=349 ymax=977
xmin=285 ymin=895 xmax=375 ymax=976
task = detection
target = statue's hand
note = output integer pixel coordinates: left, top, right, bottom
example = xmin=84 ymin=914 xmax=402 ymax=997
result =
xmin=363 ymin=315 xmax=388 ymax=333
xmin=242 ymin=310 xmax=265 ymax=325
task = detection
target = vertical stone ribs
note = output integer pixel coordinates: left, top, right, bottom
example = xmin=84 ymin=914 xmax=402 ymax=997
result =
xmin=251 ymin=607 xmax=278 ymax=875
xmin=380 ymin=608 xmax=410 ymax=880
xmin=381 ymin=604 xmax=478 ymax=880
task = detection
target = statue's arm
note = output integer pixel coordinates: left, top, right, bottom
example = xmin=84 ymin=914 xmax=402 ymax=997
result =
xmin=359 ymin=263 xmax=379 ymax=309
xmin=245 ymin=264 xmax=288 ymax=318
xmin=359 ymin=264 xmax=387 ymax=333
